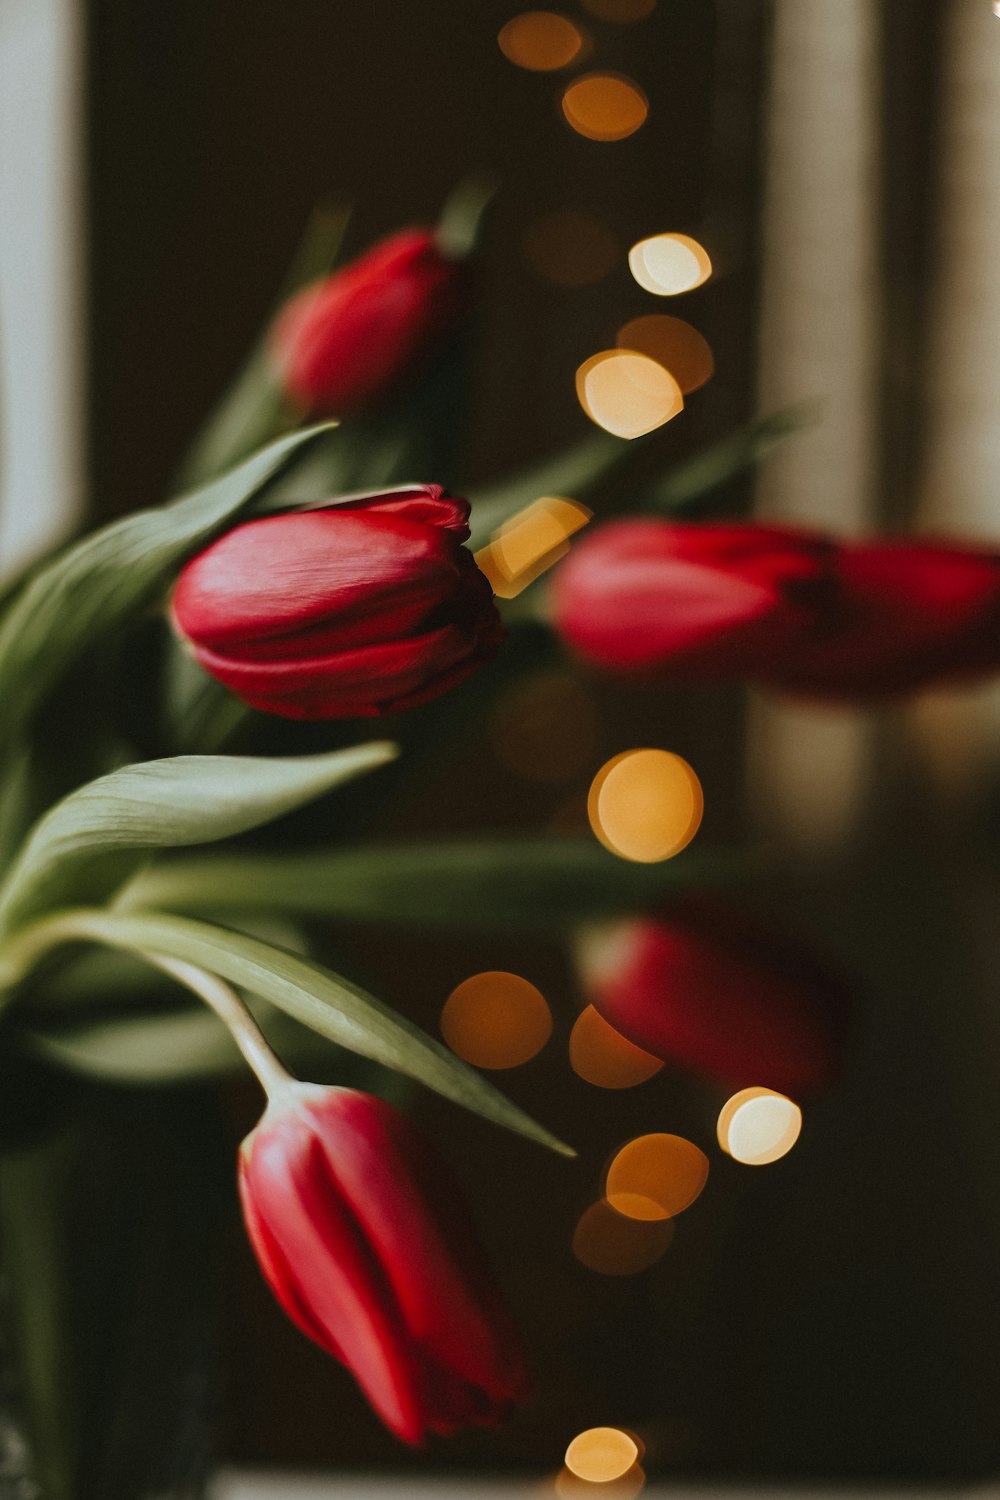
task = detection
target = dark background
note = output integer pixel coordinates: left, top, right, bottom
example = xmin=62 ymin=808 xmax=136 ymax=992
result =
xmin=83 ymin=0 xmax=1000 ymax=1483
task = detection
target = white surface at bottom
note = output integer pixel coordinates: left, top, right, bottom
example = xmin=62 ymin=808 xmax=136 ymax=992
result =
xmin=212 ymin=1475 xmax=990 ymax=1500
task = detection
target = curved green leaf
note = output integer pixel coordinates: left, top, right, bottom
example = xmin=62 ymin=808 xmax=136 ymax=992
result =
xmin=0 ymin=743 xmax=396 ymax=938
xmin=0 ymin=425 xmax=332 ymax=748
xmin=0 ymin=908 xmax=572 ymax=1156
xmin=118 ymin=837 xmax=739 ymax=932
xmin=18 ymin=999 xmax=327 ymax=1087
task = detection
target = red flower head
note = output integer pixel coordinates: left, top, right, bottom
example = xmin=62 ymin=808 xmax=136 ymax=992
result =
xmin=271 ymin=228 xmax=467 ymax=417
xmin=764 ymin=538 xmax=1000 ymax=700
xmin=552 ymin=518 xmax=1000 ymax=700
xmin=239 ymin=1085 xmax=531 ymax=1444
xmin=551 ymin=519 xmax=832 ymax=677
xmin=170 ymin=486 xmax=503 ymax=719
xmin=577 ymin=903 xmax=849 ymax=1098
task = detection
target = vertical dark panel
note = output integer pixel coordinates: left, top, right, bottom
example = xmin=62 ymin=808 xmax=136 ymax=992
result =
xmin=877 ymin=0 xmax=950 ymax=528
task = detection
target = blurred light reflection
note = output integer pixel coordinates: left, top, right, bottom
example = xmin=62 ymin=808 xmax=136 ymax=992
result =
xmin=570 ymin=1005 xmax=665 ymax=1088
xmin=498 ymin=12 xmax=587 ymax=71
xmin=576 ymin=351 xmax=683 ymax=439
xmin=628 ymin=233 xmax=712 ymax=295
xmin=617 ymin=313 xmax=715 ymax=393
xmin=440 ymin=971 xmax=552 ymax=1069
xmin=718 ymin=1087 xmax=802 ymax=1164
xmin=605 ymin=1133 xmax=709 ymax=1220
xmin=562 ymin=73 xmax=649 ymax=141
xmin=476 ymin=495 xmax=592 ymax=598
xmin=587 ymin=749 xmax=703 ymax=862
xmin=565 ymin=1427 xmax=639 ymax=1482
xmin=572 ymin=1198 xmax=674 ymax=1274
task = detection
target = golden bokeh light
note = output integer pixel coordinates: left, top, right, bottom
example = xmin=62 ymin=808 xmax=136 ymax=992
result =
xmin=498 ymin=11 xmax=587 ymax=71
xmin=561 ymin=73 xmax=649 ymax=141
xmin=628 ymin=233 xmax=712 ymax=295
xmin=475 ymin=496 xmax=592 ymax=599
xmin=718 ymin=1087 xmax=803 ymax=1165
xmin=522 ymin=210 xmax=619 ymax=288
xmin=490 ymin=670 xmax=600 ymax=784
xmin=575 ymin=351 xmax=683 ymax=439
xmin=605 ymin=1133 xmax=709 ymax=1221
xmin=587 ymin=749 xmax=703 ymax=862
xmin=440 ymin=971 xmax=552 ymax=1070
xmin=581 ymin=0 xmax=656 ymax=19
xmin=617 ymin=314 xmax=715 ymax=394
xmin=572 ymin=1198 xmax=674 ymax=1275
xmin=569 ymin=1005 xmax=665 ymax=1089
xmin=554 ymin=1463 xmax=646 ymax=1498
xmin=565 ymin=1427 xmax=639 ymax=1483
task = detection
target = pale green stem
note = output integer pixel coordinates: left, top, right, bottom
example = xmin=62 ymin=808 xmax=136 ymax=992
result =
xmin=139 ymin=952 xmax=296 ymax=1103
xmin=0 ymin=908 xmax=297 ymax=1102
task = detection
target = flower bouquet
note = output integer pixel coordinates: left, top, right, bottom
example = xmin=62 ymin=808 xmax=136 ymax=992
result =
xmin=2 ymin=186 xmax=1000 ymax=1499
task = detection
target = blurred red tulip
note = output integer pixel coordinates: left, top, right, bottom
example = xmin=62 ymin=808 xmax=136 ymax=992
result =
xmin=578 ymin=903 xmax=849 ymax=1097
xmin=552 ymin=519 xmax=1000 ymax=699
xmin=551 ymin=519 xmax=831 ymax=676
xmin=271 ymin=227 xmax=467 ymax=416
xmin=239 ymin=1085 xmax=530 ymax=1444
xmin=765 ymin=539 xmax=1000 ymax=699
xmin=170 ymin=486 xmax=503 ymax=719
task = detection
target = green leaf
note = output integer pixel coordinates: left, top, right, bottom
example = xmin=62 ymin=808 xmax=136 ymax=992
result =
xmin=0 ymin=908 xmax=572 ymax=1155
xmin=0 ymin=424 xmax=333 ymax=750
xmin=117 ymin=836 xmax=738 ymax=932
xmin=175 ymin=203 xmax=352 ymax=489
xmin=0 ymin=743 xmax=397 ymax=939
xmin=18 ymin=998 xmax=327 ymax=1086
xmin=643 ymin=405 xmax=817 ymax=514
xmin=435 ymin=175 xmax=498 ymax=260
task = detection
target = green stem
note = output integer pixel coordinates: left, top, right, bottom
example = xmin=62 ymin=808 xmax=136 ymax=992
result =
xmin=140 ymin=952 xmax=295 ymax=1102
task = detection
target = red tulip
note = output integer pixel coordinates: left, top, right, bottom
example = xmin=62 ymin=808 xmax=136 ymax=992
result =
xmin=577 ymin=904 xmax=848 ymax=1097
xmin=552 ymin=519 xmax=1000 ymax=699
xmin=170 ymin=486 xmax=503 ymax=719
xmin=764 ymin=539 xmax=1000 ymax=699
xmin=239 ymin=1085 xmax=531 ymax=1444
xmin=551 ymin=519 xmax=832 ymax=677
xmin=271 ymin=227 xmax=467 ymax=417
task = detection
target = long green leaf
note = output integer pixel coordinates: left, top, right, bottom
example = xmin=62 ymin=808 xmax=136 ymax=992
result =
xmin=643 ymin=405 xmax=817 ymax=514
xmin=18 ymin=999 xmax=327 ymax=1087
xmin=0 ymin=743 xmax=396 ymax=938
xmin=0 ymin=909 xmax=572 ymax=1155
xmin=0 ymin=425 xmax=332 ymax=748
xmin=117 ymin=837 xmax=737 ymax=931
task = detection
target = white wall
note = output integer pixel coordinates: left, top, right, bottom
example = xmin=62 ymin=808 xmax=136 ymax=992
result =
xmin=0 ymin=0 xmax=84 ymax=582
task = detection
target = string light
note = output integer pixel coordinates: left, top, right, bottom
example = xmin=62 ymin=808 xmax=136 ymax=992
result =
xmin=628 ymin=233 xmax=712 ymax=295
xmin=617 ymin=314 xmax=715 ymax=394
xmin=587 ymin=749 xmax=703 ymax=862
xmin=717 ymin=1087 xmax=802 ymax=1165
xmin=562 ymin=73 xmax=649 ymax=141
xmin=440 ymin=972 xmax=552 ymax=1069
xmin=605 ymin=1133 xmax=709 ymax=1220
xmin=498 ymin=11 xmax=588 ymax=70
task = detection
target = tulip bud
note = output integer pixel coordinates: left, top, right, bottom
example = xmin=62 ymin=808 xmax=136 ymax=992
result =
xmin=577 ymin=904 xmax=849 ymax=1097
xmin=764 ymin=539 xmax=1000 ymax=699
xmin=552 ymin=519 xmax=832 ymax=677
xmin=271 ymin=227 xmax=467 ymax=417
xmin=239 ymin=1084 xmax=530 ymax=1443
xmin=170 ymin=486 xmax=504 ymax=719
xmin=552 ymin=519 xmax=1000 ymax=700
